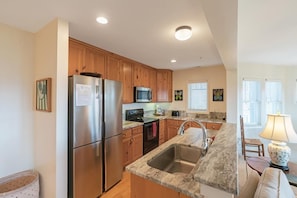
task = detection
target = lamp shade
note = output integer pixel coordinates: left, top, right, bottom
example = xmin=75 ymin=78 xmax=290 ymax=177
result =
xmin=260 ymin=114 xmax=297 ymax=143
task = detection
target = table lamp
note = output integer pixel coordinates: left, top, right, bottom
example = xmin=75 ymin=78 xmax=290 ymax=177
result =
xmin=260 ymin=114 xmax=297 ymax=171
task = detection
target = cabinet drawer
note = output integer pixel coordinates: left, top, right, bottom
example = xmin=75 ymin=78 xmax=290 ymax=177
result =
xmin=191 ymin=121 xmax=207 ymax=128
xmin=132 ymin=126 xmax=143 ymax=135
xmin=206 ymin=123 xmax=222 ymax=130
xmin=123 ymin=129 xmax=132 ymax=138
xmin=167 ymin=119 xmax=180 ymax=126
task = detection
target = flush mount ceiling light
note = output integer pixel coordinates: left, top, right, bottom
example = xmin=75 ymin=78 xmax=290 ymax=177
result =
xmin=96 ymin=17 xmax=108 ymax=24
xmin=175 ymin=26 xmax=192 ymax=41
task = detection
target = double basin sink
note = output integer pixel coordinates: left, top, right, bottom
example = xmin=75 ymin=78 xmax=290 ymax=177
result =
xmin=147 ymin=143 xmax=203 ymax=175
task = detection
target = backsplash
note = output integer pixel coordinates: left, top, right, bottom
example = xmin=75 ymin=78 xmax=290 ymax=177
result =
xmin=122 ymin=103 xmax=226 ymax=121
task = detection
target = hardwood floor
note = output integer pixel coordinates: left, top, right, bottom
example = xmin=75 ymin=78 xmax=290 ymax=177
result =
xmin=101 ymin=171 xmax=131 ymax=198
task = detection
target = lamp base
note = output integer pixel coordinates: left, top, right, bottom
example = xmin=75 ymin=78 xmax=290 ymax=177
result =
xmin=270 ymin=161 xmax=289 ymax=171
xmin=268 ymin=141 xmax=291 ymax=169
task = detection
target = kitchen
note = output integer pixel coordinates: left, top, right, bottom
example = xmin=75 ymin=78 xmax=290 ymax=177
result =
xmin=1 ymin=1 xmax=297 ymax=198
xmin=67 ymin=36 xmax=228 ymax=197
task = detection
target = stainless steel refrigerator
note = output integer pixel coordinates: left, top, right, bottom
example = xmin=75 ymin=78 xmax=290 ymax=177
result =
xmin=68 ymin=75 xmax=123 ymax=198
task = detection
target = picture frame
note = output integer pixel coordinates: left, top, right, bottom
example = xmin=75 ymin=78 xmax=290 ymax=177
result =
xmin=213 ymin=89 xmax=223 ymax=102
xmin=174 ymin=90 xmax=183 ymax=101
xmin=36 ymin=78 xmax=52 ymax=112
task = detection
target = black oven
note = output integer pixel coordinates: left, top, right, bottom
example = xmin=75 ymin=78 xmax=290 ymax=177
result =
xmin=143 ymin=120 xmax=159 ymax=155
xmin=126 ymin=109 xmax=159 ymax=155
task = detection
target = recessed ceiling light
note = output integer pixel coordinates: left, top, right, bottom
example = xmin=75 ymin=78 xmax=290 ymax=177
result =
xmin=175 ymin=26 xmax=192 ymax=41
xmin=171 ymin=59 xmax=177 ymax=63
xmin=96 ymin=17 xmax=108 ymax=24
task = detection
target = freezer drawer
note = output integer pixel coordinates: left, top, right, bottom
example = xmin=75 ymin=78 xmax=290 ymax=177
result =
xmin=71 ymin=141 xmax=103 ymax=198
xmin=104 ymin=135 xmax=123 ymax=191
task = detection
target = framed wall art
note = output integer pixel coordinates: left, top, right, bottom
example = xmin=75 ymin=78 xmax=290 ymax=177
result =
xmin=36 ymin=78 xmax=52 ymax=112
xmin=174 ymin=90 xmax=183 ymax=101
xmin=213 ymin=89 xmax=223 ymax=102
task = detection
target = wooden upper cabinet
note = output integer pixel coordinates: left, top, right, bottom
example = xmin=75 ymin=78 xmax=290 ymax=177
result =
xmin=156 ymin=69 xmax=173 ymax=102
xmin=105 ymin=55 xmax=122 ymax=81
xmin=68 ymin=38 xmax=106 ymax=77
xmin=68 ymin=40 xmax=85 ymax=76
xmin=122 ymin=60 xmax=134 ymax=103
xmin=149 ymin=68 xmax=157 ymax=102
xmin=133 ymin=63 xmax=149 ymax=87
xmin=84 ymin=48 xmax=106 ymax=78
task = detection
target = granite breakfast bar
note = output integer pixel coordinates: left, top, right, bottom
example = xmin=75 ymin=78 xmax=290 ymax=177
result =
xmin=126 ymin=122 xmax=238 ymax=198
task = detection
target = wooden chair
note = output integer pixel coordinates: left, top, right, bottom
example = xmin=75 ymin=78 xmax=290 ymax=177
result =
xmin=240 ymin=115 xmax=265 ymax=160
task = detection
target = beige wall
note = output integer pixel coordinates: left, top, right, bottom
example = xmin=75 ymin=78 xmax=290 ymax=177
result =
xmin=0 ymin=19 xmax=68 ymax=198
xmin=170 ymin=65 xmax=226 ymax=113
xmin=0 ymin=23 xmax=35 ymax=177
xmin=34 ymin=19 xmax=68 ymax=198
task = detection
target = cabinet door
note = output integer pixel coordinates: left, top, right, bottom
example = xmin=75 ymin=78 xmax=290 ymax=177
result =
xmin=156 ymin=70 xmax=172 ymax=102
xmin=84 ymin=47 xmax=106 ymax=78
xmin=132 ymin=126 xmax=143 ymax=161
xmin=122 ymin=129 xmax=132 ymax=167
xmin=122 ymin=60 xmax=133 ymax=103
xmin=133 ymin=63 xmax=149 ymax=87
xmin=106 ymin=55 xmax=122 ymax=81
xmin=166 ymin=119 xmax=179 ymax=140
xmin=132 ymin=133 xmax=143 ymax=161
xmin=149 ymin=68 xmax=157 ymax=102
xmin=69 ymin=40 xmax=85 ymax=76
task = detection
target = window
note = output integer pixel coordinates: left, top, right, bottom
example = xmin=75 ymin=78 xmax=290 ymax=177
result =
xmin=265 ymin=80 xmax=282 ymax=114
xmin=242 ymin=80 xmax=261 ymax=126
xmin=188 ymin=82 xmax=208 ymax=111
xmin=242 ymin=79 xmax=283 ymax=126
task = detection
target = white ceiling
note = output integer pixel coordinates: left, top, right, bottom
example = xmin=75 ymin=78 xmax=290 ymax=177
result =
xmin=0 ymin=0 xmax=296 ymax=70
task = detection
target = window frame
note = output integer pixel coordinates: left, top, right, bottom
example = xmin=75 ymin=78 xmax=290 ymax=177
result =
xmin=187 ymin=81 xmax=208 ymax=112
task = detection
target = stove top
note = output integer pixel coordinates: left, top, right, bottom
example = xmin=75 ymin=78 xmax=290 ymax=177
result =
xmin=126 ymin=109 xmax=158 ymax=123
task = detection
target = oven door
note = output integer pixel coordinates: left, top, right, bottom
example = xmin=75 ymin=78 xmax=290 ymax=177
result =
xmin=143 ymin=120 xmax=159 ymax=154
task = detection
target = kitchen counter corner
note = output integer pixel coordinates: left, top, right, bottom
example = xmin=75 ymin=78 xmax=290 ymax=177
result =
xmin=126 ymin=123 xmax=238 ymax=197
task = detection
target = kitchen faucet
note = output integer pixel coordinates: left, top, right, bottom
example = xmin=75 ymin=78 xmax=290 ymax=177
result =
xmin=177 ymin=119 xmax=208 ymax=155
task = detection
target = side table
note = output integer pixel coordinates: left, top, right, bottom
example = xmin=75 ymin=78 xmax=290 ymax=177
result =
xmin=246 ymin=156 xmax=297 ymax=187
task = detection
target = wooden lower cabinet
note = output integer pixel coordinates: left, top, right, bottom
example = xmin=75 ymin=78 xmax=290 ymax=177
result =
xmin=122 ymin=126 xmax=143 ymax=167
xmin=166 ymin=119 xmax=189 ymax=141
xmin=165 ymin=119 xmax=222 ymax=142
xmin=159 ymin=119 xmax=166 ymax=145
xmin=131 ymin=126 xmax=143 ymax=161
xmin=131 ymin=174 xmax=191 ymax=198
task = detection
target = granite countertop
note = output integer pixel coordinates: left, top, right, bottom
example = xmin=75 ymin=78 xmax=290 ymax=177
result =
xmin=122 ymin=115 xmax=225 ymax=130
xmin=125 ymin=123 xmax=238 ymax=198
xmin=122 ymin=121 xmax=143 ymax=130
xmin=147 ymin=115 xmax=225 ymax=123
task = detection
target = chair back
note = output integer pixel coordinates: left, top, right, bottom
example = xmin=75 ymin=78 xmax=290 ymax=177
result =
xmin=240 ymin=115 xmax=245 ymax=145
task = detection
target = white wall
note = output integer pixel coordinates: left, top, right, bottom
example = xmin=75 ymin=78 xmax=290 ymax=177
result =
xmin=34 ymin=19 xmax=68 ymax=198
xmin=226 ymin=69 xmax=237 ymax=123
xmin=0 ymin=23 xmax=35 ymax=177
xmin=238 ymin=64 xmax=297 ymax=162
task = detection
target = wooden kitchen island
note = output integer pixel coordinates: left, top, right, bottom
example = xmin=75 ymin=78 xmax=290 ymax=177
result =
xmin=126 ymin=123 xmax=238 ymax=198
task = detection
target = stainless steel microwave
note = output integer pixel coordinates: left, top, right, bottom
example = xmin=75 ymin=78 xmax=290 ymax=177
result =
xmin=134 ymin=87 xmax=152 ymax=103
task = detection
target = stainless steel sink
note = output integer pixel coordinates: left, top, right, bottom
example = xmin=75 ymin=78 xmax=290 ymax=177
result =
xmin=147 ymin=144 xmax=202 ymax=174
